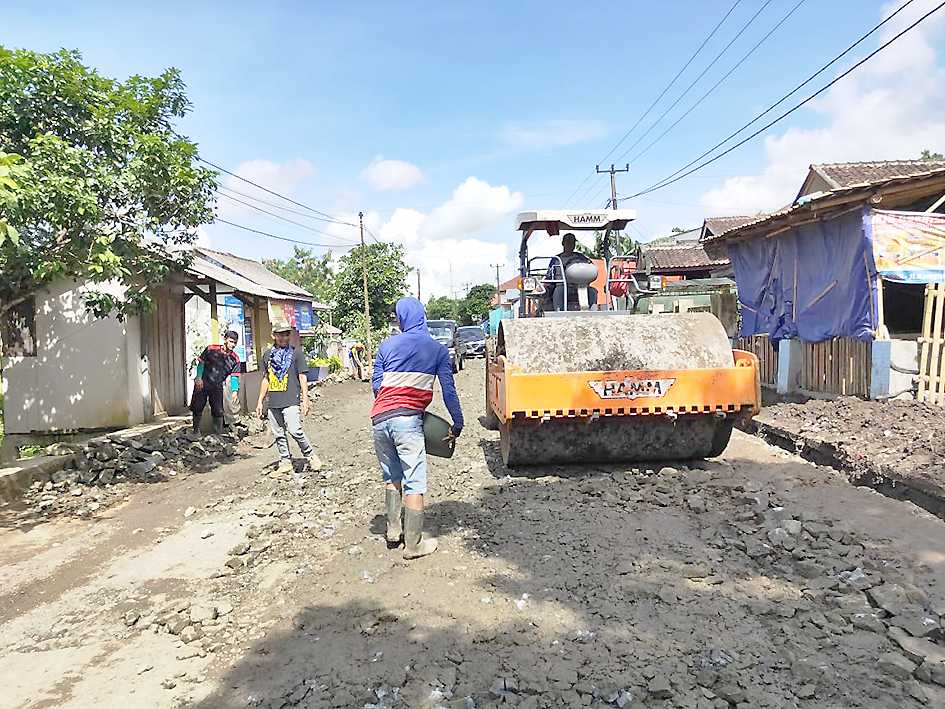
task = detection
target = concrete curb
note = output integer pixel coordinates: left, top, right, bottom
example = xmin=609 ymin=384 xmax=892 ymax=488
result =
xmin=0 ymin=416 xmax=190 ymax=504
xmin=745 ymin=418 xmax=945 ymax=521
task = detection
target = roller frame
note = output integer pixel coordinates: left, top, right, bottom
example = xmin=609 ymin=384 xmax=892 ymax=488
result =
xmin=488 ymin=350 xmax=761 ymax=422
xmin=486 ymin=350 xmax=761 ymax=466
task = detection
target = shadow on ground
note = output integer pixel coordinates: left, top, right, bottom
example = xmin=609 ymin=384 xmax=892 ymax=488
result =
xmin=189 ymin=455 xmax=944 ymax=708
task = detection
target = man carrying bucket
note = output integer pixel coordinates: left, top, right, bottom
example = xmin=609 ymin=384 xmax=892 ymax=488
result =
xmin=370 ymin=297 xmax=464 ymax=560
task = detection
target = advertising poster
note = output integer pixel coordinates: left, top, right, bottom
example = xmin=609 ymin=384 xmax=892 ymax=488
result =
xmin=220 ymin=295 xmax=247 ymax=363
xmin=870 ymin=209 xmax=945 ymax=283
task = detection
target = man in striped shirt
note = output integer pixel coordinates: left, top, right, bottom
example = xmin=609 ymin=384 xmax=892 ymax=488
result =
xmin=371 ymin=297 xmax=464 ymax=560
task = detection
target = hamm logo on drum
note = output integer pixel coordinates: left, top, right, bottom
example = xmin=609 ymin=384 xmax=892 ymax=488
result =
xmin=588 ymin=377 xmax=676 ymax=399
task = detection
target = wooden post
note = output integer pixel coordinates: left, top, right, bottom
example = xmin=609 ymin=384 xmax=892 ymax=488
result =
xmin=875 ymin=276 xmax=889 ymax=340
xmin=209 ymin=281 xmax=219 ymax=345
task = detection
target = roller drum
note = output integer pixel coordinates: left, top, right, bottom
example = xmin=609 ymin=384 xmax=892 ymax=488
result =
xmin=494 ymin=312 xmax=738 ymax=466
xmin=500 ymin=416 xmax=733 ymax=467
xmin=497 ymin=312 xmax=733 ymax=373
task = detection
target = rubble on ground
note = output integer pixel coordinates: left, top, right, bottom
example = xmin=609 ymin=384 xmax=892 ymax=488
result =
xmin=752 ymin=397 xmax=945 ymax=502
xmin=15 ymin=422 xmax=250 ymax=520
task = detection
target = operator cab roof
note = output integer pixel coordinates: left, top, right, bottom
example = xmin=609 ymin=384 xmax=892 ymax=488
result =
xmin=516 ymin=209 xmax=637 ymax=238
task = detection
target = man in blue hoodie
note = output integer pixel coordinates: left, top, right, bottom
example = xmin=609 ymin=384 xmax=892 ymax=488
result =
xmin=371 ymin=297 xmax=464 ymax=560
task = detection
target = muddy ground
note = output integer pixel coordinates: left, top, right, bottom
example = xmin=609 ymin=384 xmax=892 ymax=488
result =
xmin=2 ymin=360 xmax=945 ymax=708
xmin=752 ymin=397 xmax=945 ymax=509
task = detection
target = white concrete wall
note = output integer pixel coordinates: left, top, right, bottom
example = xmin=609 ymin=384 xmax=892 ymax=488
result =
xmin=890 ymin=338 xmax=919 ymax=399
xmin=2 ymin=279 xmax=147 ymax=434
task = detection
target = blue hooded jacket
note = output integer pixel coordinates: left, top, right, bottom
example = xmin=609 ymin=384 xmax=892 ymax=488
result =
xmin=370 ymin=297 xmax=464 ymax=432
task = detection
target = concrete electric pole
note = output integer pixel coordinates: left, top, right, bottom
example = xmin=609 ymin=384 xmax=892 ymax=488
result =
xmin=359 ymin=211 xmax=372 ymax=359
xmin=596 ymin=163 xmax=630 ymax=209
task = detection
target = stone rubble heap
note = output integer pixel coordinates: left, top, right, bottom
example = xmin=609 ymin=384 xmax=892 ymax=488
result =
xmin=21 ymin=422 xmax=249 ymax=518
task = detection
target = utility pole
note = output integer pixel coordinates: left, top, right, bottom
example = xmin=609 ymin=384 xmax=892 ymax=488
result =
xmin=595 ymin=164 xmax=630 ymax=311
xmin=416 ymin=269 xmax=421 ymax=301
xmin=359 ymin=211 xmax=372 ymax=358
xmin=490 ymin=263 xmax=502 ymax=309
xmin=596 ymin=163 xmax=630 ymax=209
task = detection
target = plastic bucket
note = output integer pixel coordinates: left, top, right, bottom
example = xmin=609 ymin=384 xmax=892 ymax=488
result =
xmin=423 ymin=411 xmax=456 ymax=458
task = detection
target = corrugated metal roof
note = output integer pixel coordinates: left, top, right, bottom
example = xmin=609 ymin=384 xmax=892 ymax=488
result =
xmin=195 ymin=248 xmax=313 ymax=299
xmin=186 ymin=253 xmax=281 ymax=299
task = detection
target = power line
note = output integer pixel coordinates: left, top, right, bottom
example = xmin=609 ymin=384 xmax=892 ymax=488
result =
xmin=198 ymin=156 xmax=351 ymax=224
xmin=612 ymin=0 xmax=776 ymax=166
xmin=625 ymin=0 xmax=929 ymax=199
xmin=565 ymin=0 xmax=744 ymax=207
xmin=627 ymin=0 xmax=806 ymax=166
xmin=214 ymin=218 xmax=359 ymax=248
xmin=216 ymin=192 xmax=356 ymax=243
xmin=363 ymin=225 xmax=382 ymax=244
xmin=216 ymin=185 xmax=356 ymax=226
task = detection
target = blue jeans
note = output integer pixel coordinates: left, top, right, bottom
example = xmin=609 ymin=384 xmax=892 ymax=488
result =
xmin=372 ymin=415 xmax=427 ymax=495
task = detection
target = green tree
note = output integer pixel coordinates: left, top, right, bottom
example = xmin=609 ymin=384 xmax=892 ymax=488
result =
xmin=459 ymin=284 xmax=496 ymax=324
xmin=575 ymin=231 xmax=639 ymax=259
xmin=332 ymin=241 xmax=409 ymax=340
xmin=920 ymin=149 xmax=944 ymax=161
xmin=426 ymin=296 xmax=460 ymax=321
xmin=263 ymin=246 xmax=335 ymax=305
xmin=0 ymin=48 xmax=216 ymax=321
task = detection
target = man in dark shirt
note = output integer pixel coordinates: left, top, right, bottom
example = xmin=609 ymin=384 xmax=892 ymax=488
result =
xmin=254 ymin=320 xmax=323 ymax=475
xmin=191 ymin=330 xmax=241 ymax=435
xmin=544 ymin=233 xmax=598 ymax=311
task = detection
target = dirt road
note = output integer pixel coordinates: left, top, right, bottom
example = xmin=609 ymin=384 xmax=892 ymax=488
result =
xmin=2 ymin=360 xmax=944 ymax=708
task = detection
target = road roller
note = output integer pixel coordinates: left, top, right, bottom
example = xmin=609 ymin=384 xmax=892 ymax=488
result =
xmin=485 ymin=209 xmax=761 ymax=466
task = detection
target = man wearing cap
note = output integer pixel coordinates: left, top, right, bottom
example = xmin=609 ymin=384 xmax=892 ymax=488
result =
xmin=191 ymin=330 xmax=242 ymax=435
xmin=255 ymin=320 xmax=323 ymax=474
xmin=371 ymin=297 xmax=464 ymax=560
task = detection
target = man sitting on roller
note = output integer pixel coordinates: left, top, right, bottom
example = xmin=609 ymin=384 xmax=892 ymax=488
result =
xmin=545 ymin=233 xmax=598 ymax=311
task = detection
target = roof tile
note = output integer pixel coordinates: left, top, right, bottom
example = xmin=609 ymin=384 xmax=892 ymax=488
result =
xmin=644 ymin=245 xmax=729 ymax=271
xmin=814 ymin=160 xmax=945 ymax=189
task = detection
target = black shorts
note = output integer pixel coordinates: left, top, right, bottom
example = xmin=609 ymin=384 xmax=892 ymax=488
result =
xmin=190 ymin=382 xmax=225 ymax=417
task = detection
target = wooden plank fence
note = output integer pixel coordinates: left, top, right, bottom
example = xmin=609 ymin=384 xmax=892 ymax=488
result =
xmin=736 ymin=334 xmax=778 ymax=388
xmin=800 ymin=337 xmax=871 ymax=397
xmin=918 ymin=282 xmax=945 ymax=406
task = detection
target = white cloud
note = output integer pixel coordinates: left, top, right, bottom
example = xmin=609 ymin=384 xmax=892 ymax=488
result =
xmin=360 ymin=157 xmax=424 ymax=191
xmin=217 ymin=158 xmax=315 ymax=217
xmin=500 ymin=119 xmax=608 ymax=149
xmin=700 ymin=0 xmax=945 ymax=216
xmin=369 ymin=177 xmax=524 ymax=297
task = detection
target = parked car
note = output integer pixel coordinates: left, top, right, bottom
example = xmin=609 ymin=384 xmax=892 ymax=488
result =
xmin=427 ymin=319 xmax=465 ymax=373
xmin=457 ymin=325 xmax=487 ymax=358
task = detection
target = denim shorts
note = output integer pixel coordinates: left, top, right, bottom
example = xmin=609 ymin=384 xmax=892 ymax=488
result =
xmin=372 ymin=415 xmax=427 ymax=495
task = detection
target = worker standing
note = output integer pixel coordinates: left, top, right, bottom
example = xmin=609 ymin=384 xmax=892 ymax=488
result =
xmin=190 ymin=330 xmax=241 ymax=435
xmin=351 ymin=341 xmax=367 ymax=381
xmin=254 ymin=320 xmax=324 ymax=474
xmin=371 ymin=297 xmax=463 ymax=560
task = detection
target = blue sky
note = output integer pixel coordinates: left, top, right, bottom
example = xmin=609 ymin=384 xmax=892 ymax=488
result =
xmin=4 ymin=0 xmax=944 ymax=296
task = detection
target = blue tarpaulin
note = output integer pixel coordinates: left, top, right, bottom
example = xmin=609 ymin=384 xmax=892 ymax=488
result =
xmin=728 ymin=207 xmax=878 ymax=342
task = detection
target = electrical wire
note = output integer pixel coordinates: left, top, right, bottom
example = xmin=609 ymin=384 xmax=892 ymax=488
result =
xmin=216 ymin=192 xmax=357 ymax=243
xmin=625 ymin=0 xmax=929 ymax=199
xmin=214 ymin=218 xmax=359 ymax=248
xmin=627 ymin=0 xmax=806 ymax=165
xmin=612 ymin=0 xmax=776 ymax=166
xmin=565 ymin=0 xmax=745 ymax=207
xmin=216 ymin=185 xmax=356 ymax=226
xmin=198 ymin=156 xmax=353 ymax=224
